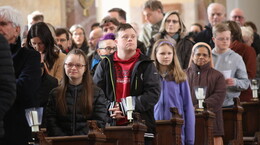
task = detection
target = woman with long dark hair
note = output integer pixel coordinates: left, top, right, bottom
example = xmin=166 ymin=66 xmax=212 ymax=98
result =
xmin=46 ymin=49 xmax=107 ymax=136
xmin=26 ymin=22 xmax=66 ymax=81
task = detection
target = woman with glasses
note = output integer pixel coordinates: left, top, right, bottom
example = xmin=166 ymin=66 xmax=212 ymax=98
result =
xmin=26 ymin=22 xmax=66 ymax=82
xmin=151 ymin=39 xmax=195 ymax=145
xmin=46 ymin=49 xmax=107 ymax=136
xmin=70 ymin=24 xmax=89 ymax=55
xmin=148 ymin=11 xmax=193 ymax=69
xmin=186 ymin=42 xmax=226 ymax=145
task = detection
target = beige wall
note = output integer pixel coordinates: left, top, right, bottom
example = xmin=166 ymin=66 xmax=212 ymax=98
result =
xmin=0 ymin=0 xmax=66 ymax=28
xmin=227 ymin=0 xmax=260 ymax=33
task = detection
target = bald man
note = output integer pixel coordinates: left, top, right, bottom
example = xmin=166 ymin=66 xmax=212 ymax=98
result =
xmin=195 ymin=3 xmax=226 ymax=48
xmin=88 ymin=27 xmax=103 ymax=55
xmin=230 ymin=8 xmax=245 ymax=26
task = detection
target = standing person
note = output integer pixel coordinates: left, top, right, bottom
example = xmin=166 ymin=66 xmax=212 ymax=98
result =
xmin=195 ymin=3 xmax=226 ymax=48
xmin=229 ymin=8 xmax=245 ymax=26
xmin=186 ymin=42 xmax=226 ymax=145
xmin=0 ymin=34 xmax=16 ymax=145
xmin=224 ymin=21 xmax=256 ymax=102
xmin=149 ymin=11 xmax=194 ymax=69
xmin=244 ymin=21 xmax=260 ymax=55
xmin=108 ymin=8 xmax=126 ymax=24
xmin=139 ymin=0 xmax=164 ymax=49
xmin=211 ymin=23 xmax=249 ymax=107
xmin=27 ymin=22 xmax=67 ymax=82
xmin=55 ymin=28 xmax=71 ymax=54
xmin=88 ymin=27 xmax=103 ymax=56
xmin=93 ymin=23 xmax=160 ymax=145
xmin=0 ymin=6 xmax=42 ymax=145
xmin=106 ymin=8 xmax=147 ymax=55
xmin=46 ymin=49 xmax=107 ymax=136
xmin=88 ymin=33 xmax=116 ymax=76
xmin=70 ymin=24 xmax=89 ymax=54
xmin=151 ymin=39 xmax=195 ymax=145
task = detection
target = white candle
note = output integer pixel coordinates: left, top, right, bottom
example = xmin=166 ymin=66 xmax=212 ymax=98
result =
xmin=126 ymin=96 xmax=133 ymax=121
xmin=126 ymin=96 xmax=133 ymax=110
xmin=198 ymin=100 xmax=204 ymax=109
xmin=198 ymin=88 xmax=204 ymax=99
xmin=31 ymin=111 xmax=39 ymax=132
xmin=253 ymin=90 xmax=258 ymax=98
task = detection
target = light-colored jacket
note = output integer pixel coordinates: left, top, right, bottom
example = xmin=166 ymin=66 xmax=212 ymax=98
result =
xmin=212 ymin=49 xmax=249 ymax=106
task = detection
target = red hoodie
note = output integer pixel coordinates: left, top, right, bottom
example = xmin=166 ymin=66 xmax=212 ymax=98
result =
xmin=113 ymin=49 xmax=141 ymax=125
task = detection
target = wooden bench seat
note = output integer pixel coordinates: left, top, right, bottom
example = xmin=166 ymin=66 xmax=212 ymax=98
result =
xmin=153 ymin=107 xmax=184 ymax=145
xmin=222 ymin=98 xmax=244 ymax=145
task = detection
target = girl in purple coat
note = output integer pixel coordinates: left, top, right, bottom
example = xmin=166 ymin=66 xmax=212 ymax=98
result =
xmin=151 ymin=39 xmax=195 ymax=145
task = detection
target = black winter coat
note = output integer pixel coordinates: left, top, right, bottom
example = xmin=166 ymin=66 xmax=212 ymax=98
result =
xmin=0 ymin=34 xmax=16 ymax=138
xmin=46 ymin=84 xmax=107 ymax=136
xmin=194 ymin=24 xmax=215 ymax=48
xmin=4 ymin=37 xmax=41 ymax=145
xmin=93 ymin=53 xmax=160 ymax=136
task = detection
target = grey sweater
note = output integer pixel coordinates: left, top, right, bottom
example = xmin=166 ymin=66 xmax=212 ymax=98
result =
xmin=212 ymin=49 xmax=249 ymax=106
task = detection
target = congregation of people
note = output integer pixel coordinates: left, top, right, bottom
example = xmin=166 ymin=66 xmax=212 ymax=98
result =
xmin=0 ymin=1 xmax=260 ymax=145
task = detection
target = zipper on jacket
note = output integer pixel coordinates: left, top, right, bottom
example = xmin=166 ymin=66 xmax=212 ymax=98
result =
xmin=197 ymin=71 xmax=201 ymax=84
xmin=72 ymin=86 xmax=77 ymax=135
xmin=135 ymin=75 xmax=138 ymax=90
xmin=105 ymin=56 xmax=117 ymax=101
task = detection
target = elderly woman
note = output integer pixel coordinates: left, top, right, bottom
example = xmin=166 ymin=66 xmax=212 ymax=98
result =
xmin=148 ymin=11 xmax=194 ymax=69
xmin=70 ymin=24 xmax=89 ymax=54
xmin=186 ymin=42 xmax=226 ymax=145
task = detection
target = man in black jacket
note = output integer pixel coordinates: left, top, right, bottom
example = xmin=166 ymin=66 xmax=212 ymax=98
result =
xmin=0 ymin=6 xmax=41 ymax=145
xmin=195 ymin=3 xmax=226 ymax=48
xmin=93 ymin=23 xmax=160 ymax=145
xmin=0 ymin=34 xmax=16 ymax=145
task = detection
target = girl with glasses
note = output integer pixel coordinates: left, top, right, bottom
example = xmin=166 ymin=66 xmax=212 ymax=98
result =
xmin=46 ymin=49 xmax=107 ymax=136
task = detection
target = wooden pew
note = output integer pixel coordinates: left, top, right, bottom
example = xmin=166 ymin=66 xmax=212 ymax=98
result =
xmin=153 ymin=107 xmax=184 ymax=145
xmin=222 ymin=98 xmax=244 ymax=145
xmin=37 ymin=120 xmax=107 ymax=145
xmin=104 ymin=112 xmax=147 ymax=145
xmin=37 ymin=112 xmax=147 ymax=145
xmin=241 ymin=100 xmax=260 ymax=145
xmin=195 ymin=103 xmax=215 ymax=145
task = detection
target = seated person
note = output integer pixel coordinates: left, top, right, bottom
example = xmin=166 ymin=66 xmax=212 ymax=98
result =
xmin=186 ymin=42 xmax=226 ymax=145
xmin=46 ymin=49 xmax=107 ymax=136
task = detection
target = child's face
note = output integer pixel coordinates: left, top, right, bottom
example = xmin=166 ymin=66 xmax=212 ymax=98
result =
xmin=156 ymin=45 xmax=173 ymax=67
xmin=213 ymin=30 xmax=231 ymax=50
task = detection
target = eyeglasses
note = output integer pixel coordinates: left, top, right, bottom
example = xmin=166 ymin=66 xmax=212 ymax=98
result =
xmin=165 ymin=19 xmax=179 ymax=24
xmin=56 ymin=38 xmax=67 ymax=42
xmin=0 ymin=21 xmax=13 ymax=26
xmin=216 ymin=37 xmax=230 ymax=41
xmin=232 ymin=15 xmax=244 ymax=19
xmin=99 ymin=46 xmax=116 ymax=51
xmin=64 ymin=63 xmax=86 ymax=69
